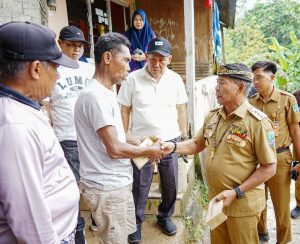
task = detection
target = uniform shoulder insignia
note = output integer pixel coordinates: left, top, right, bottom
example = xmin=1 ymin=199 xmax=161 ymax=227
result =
xmin=279 ymin=90 xmax=292 ymax=97
xmin=249 ymin=93 xmax=257 ymax=99
xmin=248 ymin=106 xmax=267 ymax=121
xmin=210 ymin=106 xmax=221 ymax=112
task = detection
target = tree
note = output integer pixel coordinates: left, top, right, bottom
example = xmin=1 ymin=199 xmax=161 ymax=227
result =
xmin=224 ymin=0 xmax=300 ymax=92
xmin=269 ymin=32 xmax=300 ymax=92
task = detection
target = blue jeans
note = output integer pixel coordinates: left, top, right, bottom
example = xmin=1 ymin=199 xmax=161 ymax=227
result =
xmin=60 ymin=140 xmax=85 ymax=244
xmin=132 ymin=146 xmax=178 ymax=224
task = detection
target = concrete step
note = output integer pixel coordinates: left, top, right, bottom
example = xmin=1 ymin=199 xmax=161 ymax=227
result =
xmin=81 ymin=158 xmax=199 ymax=244
xmin=145 ymin=158 xmax=195 ymax=217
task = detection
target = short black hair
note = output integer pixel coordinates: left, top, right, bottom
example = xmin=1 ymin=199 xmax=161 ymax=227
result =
xmin=94 ymin=32 xmax=131 ymax=64
xmin=251 ymin=61 xmax=277 ymax=74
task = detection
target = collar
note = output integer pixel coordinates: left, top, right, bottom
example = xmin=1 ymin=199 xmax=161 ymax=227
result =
xmin=255 ymin=86 xmax=280 ymax=102
xmin=218 ymin=100 xmax=249 ymax=120
xmin=0 ymin=83 xmax=40 ymax=110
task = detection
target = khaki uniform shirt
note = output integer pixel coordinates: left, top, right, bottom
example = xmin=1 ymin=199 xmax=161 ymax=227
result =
xmin=194 ymin=100 xmax=277 ymax=217
xmin=249 ymin=87 xmax=300 ymax=148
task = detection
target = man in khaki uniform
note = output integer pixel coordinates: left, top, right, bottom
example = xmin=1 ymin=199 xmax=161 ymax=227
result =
xmin=161 ymin=63 xmax=277 ymax=244
xmin=291 ymin=89 xmax=300 ymax=219
xmin=249 ymin=61 xmax=300 ymax=244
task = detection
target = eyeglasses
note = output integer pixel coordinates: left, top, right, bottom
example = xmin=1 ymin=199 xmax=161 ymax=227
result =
xmin=147 ymin=55 xmax=169 ymax=65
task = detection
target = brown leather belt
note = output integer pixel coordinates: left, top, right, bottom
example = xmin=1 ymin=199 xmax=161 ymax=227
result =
xmin=276 ymin=146 xmax=290 ymax=154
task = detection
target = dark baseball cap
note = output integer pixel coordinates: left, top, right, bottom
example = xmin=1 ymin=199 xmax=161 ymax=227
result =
xmin=147 ymin=37 xmax=171 ymax=56
xmin=0 ymin=21 xmax=78 ymax=69
xmin=59 ymin=26 xmax=88 ymax=44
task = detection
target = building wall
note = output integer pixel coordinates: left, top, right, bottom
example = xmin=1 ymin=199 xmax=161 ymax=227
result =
xmin=136 ymin=0 xmax=213 ymax=64
xmin=0 ymin=0 xmax=43 ymax=25
xmin=48 ymin=0 xmax=69 ymax=36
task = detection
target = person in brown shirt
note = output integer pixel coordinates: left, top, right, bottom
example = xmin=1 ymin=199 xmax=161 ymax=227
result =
xmin=249 ymin=61 xmax=300 ymax=244
xmin=161 ymin=63 xmax=277 ymax=244
xmin=291 ymin=89 xmax=300 ymax=219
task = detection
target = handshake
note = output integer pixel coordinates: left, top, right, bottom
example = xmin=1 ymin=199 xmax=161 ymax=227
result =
xmin=131 ymin=136 xmax=183 ymax=169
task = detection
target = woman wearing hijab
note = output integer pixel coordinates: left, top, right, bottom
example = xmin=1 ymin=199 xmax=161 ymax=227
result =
xmin=125 ymin=9 xmax=155 ymax=72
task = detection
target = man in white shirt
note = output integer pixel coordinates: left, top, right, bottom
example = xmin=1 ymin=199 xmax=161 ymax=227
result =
xmin=0 ymin=21 xmax=79 ymax=244
xmin=117 ymin=37 xmax=188 ymax=243
xmin=48 ymin=26 xmax=95 ymax=244
xmin=74 ymin=32 xmax=163 ymax=244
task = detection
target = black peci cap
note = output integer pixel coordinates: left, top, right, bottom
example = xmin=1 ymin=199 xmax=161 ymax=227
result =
xmin=59 ymin=26 xmax=88 ymax=44
xmin=0 ymin=21 xmax=79 ymax=68
xmin=147 ymin=37 xmax=171 ymax=56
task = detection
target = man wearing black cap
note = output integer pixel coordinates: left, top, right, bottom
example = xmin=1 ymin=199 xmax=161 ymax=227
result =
xmin=0 ymin=21 xmax=79 ymax=243
xmin=249 ymin=61 xmax=300 ymax=244
xmin=161 ymin=63 xmax=277 ymax=244
xmin=46 ymin=25 xmax=95 ymax=244
xmin=118 ymin=37 xmax=188 ymax=243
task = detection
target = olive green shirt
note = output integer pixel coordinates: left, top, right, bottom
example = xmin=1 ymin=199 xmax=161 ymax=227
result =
xmin=248 ymin=87 xmax=300 ymax=148
xmin=195 ymin=100 xmax=277 ymax=217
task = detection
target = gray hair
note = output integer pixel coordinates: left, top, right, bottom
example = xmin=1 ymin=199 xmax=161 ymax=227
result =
xmin=232 ymin=78 xmax=252 ymax=96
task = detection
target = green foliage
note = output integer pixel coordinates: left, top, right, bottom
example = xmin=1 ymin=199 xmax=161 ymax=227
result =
xmin=224 ymin=0 xmax=300 ymax=92
xmin=224 ymin=0 xmax=300 ymax=64
xmin=224 ymin=23 xmax=268 ymax=65
xmin=269 ymin=33 xmax=300 ymax=91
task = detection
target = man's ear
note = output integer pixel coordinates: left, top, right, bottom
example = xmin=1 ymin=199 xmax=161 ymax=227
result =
xmin=238 ymin=82 xmax=246 ymax=94
xmin=103 ymin=51 xmax=112 ymax=64
xmin=29 ymin=61 xmax=42 ymax=80
xmin=271 ymin=74 xmax=276 ymax=81
xmin=167 ymin=55 xmax=172 ymax=65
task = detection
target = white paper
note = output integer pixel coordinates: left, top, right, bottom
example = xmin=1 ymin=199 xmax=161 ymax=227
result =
xmin=205 ymin=197 xmax=227 ymax=230
xmin=95 ymin=8 xmax=103 ymax=16
xmin=132 ymin=138 xmax=154 ymax=169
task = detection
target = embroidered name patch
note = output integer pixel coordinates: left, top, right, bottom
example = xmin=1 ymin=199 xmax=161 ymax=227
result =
xmin=155 ymin=41 xmax=164 ymax=46
xmin=292 ymin=103 xmax=299 ymax=112
xmin=267 ymin=130 xmax=275 ymax=147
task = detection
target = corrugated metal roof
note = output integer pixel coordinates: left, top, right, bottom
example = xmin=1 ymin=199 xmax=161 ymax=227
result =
xmin=215 ymin=0 xmax=237 ymax=28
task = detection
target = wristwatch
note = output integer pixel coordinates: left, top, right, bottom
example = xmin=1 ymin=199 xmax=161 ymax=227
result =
xmin=234 ymin=186 xmax=245 ymax=199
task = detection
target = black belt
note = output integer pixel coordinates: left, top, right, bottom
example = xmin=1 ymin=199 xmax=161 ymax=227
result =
xmin=276 ymin=146 xmax=290 ymax=154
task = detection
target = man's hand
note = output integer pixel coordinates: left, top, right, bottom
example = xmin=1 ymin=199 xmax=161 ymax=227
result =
xmin=292 ymin=163 xmax=300 ymax=173
xmin=215 ymin=189 xmax=237 ymax=207
xmin=146 ymin=139 xmax=163 ymax=162
xmin=160 ymin=141 xmax=175 ymax=155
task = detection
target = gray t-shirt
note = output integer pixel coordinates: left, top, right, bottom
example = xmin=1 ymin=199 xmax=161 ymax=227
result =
xmin=75 ymin=80 xmax=132 ymax=191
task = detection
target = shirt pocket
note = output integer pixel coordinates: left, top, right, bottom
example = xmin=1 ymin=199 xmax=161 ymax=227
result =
xmin=133 ymin=91 xmax=152 ymax=106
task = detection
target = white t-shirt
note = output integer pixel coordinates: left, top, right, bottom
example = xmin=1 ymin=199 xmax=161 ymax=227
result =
xmin=0 ymin=97 xmax=79 ymax=243
xmin=74 ymin=80 xmax=132 ymax=191
xmin=117 ymin=66 xmax=188 ymax=141
xmin=50 ymin=61 xmax=94 ymax=141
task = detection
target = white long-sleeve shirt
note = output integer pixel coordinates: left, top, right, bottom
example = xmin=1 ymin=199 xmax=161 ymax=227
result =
xmin=0 ymin=92 xmax=79 ymax=244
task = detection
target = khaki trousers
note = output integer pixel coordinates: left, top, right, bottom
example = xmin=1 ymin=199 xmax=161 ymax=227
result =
xmin=79 ymin=183 xmax=136 ymax=244
xmin=257 ymin=150 xmax=292 ymax=244
xmin=296 ymin=178 xmax=300 ymax=207
xmin=292 ymin=147 xmax=300 ymax=207
xmin=211 ymin=215 xmax=260 ymax=244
